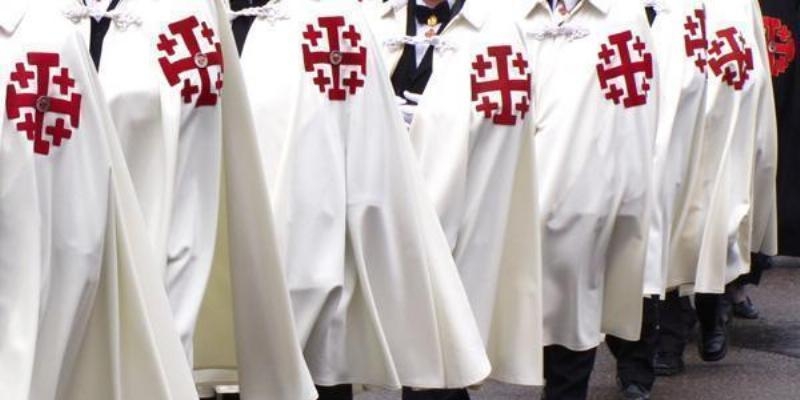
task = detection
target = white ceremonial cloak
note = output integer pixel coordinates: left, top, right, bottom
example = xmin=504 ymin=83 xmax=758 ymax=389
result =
xmin=642 ymin=0 xmax=708 ymax=296
xmin=192 ymin=1 xmax=317 ymax=399
xmin=57 ymin=0 xmax=316 ymax=398
xmin=675 ymin=0 xmax=778 ymax=294
xmin=368 ymin=0 xmax=544 ymax=385
xmin=235 ymin=0 xmax=490 ymax=389
xmin=0 ymin=1 xmax=196 ymax=399
xmin=517 ymin=0 xmax=657 ymax=349
xmin=59 ymin=0 xmax=223 ymax=359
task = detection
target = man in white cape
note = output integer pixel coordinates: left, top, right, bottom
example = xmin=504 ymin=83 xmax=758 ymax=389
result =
xmin=660 ymin=0 xmax=778 ymax=366
xmin=367 ymin=1 xmax=544 ymax=399
xmin=1 ymin=1 xmax=197 ymax=398
xmin=58 ymin=1 xmax=316 ymax=398
xmin=604 ymin=2 xmax=708 ymax=398
xmin=228 ymin=0 xmax=492 ymax=398
xmin=517 ymin=0 xmax=657 ymax=398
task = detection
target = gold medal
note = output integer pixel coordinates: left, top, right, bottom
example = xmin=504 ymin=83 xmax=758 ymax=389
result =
xmin=426 ymin=15 xmax=438 ymax=27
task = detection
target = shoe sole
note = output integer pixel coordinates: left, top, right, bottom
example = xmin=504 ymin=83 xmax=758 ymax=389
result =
xmin=654 ymin=366 xmax=684 ymax=377
xmin=700 ymin=345 xmax=728 ymax=362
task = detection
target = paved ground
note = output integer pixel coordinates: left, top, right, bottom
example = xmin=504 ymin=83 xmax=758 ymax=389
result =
xmin=358 ymin=261 xmax=800 ymax=400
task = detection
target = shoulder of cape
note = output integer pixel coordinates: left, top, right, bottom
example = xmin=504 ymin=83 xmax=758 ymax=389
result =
xmin=149 ymin=0 xmax=219 ymax=24
xmin=465 ymin=2 xmax=528 ymax=47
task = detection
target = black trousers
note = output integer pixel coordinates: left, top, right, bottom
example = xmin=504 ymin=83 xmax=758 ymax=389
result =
xmin=316 ymin=385 xmax=470 ymax=400
xmin=316 ymin=384 xmax=353 ymax=400
xmin=657 ymin=290 xmax=696 ymax=355
xmin=606 ymin=296 xmax=659 ymax=390
xmin=401 ymin=387 xmax=470 ymax=400
xmin=543 ymin=345 xmax=598 ymax=400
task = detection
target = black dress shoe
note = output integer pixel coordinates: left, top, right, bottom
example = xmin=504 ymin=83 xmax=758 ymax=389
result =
xmin=653 ymin=352 xmax=685 ymax=376
xmin=696 ymin=293 xmax=730 ymax=362
xmin=733 ymin=297 xmax=759 ymax=319
xmin=698 ymin=326 xmax=728 ymax=362
xmin=617 ymin=379 xmax=651 ymax=400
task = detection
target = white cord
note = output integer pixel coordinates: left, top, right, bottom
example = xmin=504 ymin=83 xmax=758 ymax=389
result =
xmin=528 ymin=25 xmax=590 ymax=41
xmin=384 ymin=35 xmax=457 ymax=52
xmin=63 ymin=6 xmax=142 ymax=30
xmin=226 ymin=3 xmax=289 ymax=24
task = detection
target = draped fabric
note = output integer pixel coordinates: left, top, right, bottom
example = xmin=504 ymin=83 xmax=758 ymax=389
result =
xmin=517 ymin=0 xmax=656 ymax=349
xmin=368 ymin=0 xmax=544 ymax=385
xmin=1 ymin=1 xmax=196 ymax=398
xmin=235 ymin=0 xmax=491 ymax=389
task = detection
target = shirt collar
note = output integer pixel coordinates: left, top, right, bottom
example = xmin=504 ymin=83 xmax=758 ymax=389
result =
xmin=0 ymin=0 xmax=28 ymax=34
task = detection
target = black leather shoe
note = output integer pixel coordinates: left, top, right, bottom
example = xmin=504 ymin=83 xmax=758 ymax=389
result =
xmin=617 ymin=379 xmax=651 ymax=400
xmin=733 ymin=297 xmax=759 ymax=319
xmin=653 ymin=352 xmax=685 ymax=376
xmin=699 ymin=326 xmax=728 ymax=362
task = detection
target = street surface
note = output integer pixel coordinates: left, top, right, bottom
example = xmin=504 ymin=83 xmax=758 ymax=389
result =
xmin=359 ymin=259 xmax=800 ymax=400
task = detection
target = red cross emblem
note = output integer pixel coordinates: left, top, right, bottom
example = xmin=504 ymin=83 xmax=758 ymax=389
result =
xmin=5 ymin=53 xmax=82 ymax=156
xmin=596 ymin=31 xmax=653 ymax=108
xmin=763 ymin=16 xmax=796 ymax=77
xmin=157 ymin=16 xmax=224 ymax=107
xmin=470 ymin=46 xmax=531 ymax=126
xmin=302 ymin=16 xmax=367 ymax=101
xmin=683 ymin=9 xmax=708 ymax=73
xmin=708 ymin=27 xmax=753 ymax=91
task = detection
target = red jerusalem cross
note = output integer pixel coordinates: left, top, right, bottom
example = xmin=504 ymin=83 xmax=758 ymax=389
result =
xmin=302 ymin=16 xmax=367 ymax=101
xmin=5 ymin=52 xmax=82 ymax=156
xmin=596 ymin=31 xmax=653 ymax=108
xmin=763 ymin=16 xmax=796 ymax=77
xmin=683 ymin=9 xmax=708 ymax=73
xmin=470 ymin=46 xmax=531 ymax=126
xmin=157 ymin=16 xmax=224 ymax=107
xmin=708 ymin=27 xmax=753 ymax=91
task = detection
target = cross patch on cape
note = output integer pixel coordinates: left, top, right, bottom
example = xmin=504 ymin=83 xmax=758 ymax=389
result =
xmin=5 ymin=52 xmax=82 ymax=156
xmin=470 ymin=45 xmax=531 ymax=126
xmin=683 ymin=9 xmax=708 ymax=74
xmin=157 ymin=16 xmax=224 ymax=107
xmin=763 ymin=16 xmax=796 ymax=77
xmin=595 ymin=31 xmax=653 ymax=108
xmin=708 ymin=26 xmax=753 ymax=91
xmin=302 ymin=16 xmax=367 ymax=101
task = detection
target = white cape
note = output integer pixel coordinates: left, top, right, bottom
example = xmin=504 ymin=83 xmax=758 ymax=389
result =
xmin=643 ymin=0 xmax=708 ymax=296
xmin=368 ymin=0 xmax=544 ymax=385
xmin=193 ymin=1 xmax=317 ymax=399
xmin=235 ymin=0 xmax=490 ymax=390
xmin=517 ymin=0 xmax=657 ymax=349
xmin=1 ymin=1 xmax=196 ymax=399
xmin=671 ymin=0 xmax=778 ymax=294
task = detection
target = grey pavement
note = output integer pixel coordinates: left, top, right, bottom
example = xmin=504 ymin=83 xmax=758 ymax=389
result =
xmin=358 ymin=262 xmax=800 ymax=400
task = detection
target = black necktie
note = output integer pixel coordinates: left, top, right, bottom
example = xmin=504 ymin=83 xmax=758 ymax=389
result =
xmin=88 ymin=0 xmax=122 ymax=69
xmin=231 ymin=0 xmax=270 ymax=55
xmin=646 ymin=6 xmax=657 ymax=26
xmin=415 ymin=2 xmax=452 ymax=28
